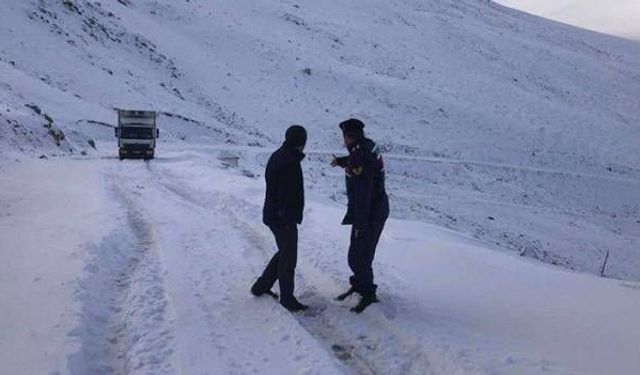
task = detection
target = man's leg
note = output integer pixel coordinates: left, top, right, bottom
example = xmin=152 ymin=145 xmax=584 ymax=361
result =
xmin=348 ymin=226 xmax=377 ymax=313
xmin=252 ymin=224 xmax=297 ymax=297
xmin=348 ymin=227 xmax=374 ymax=295
xmin=347 ymin=227 xmax=359 ymax=289
xmin=351 ymin=218 xmax=387 ymax=313
xmin=337 ymin=228 xmax=360 ymax=300
xmin=360 ymin=199 xmax=389 ymax=298
xmin=251 ymin=251 xmax=280 ymax=297
xmin=363 ymin=217 xmax=387 ymax=296
xmin=273 ymin=225 xmax=298 ymax=305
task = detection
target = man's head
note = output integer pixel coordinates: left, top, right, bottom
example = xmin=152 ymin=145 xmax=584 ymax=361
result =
xmin=285 ymin=124 xmax=307 ymax=151
xmin=339 ymin=118 xmax=365 ymax=147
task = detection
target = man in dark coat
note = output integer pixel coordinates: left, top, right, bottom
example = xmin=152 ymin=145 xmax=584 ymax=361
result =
xmin=251 ymin=125 xmax=309 ymax=312
xmin=331 ymin=118 xmax=389 ymax=313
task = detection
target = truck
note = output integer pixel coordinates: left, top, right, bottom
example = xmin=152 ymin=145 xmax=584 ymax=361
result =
xmin=114 ymin=109 xmax=159 ymax=160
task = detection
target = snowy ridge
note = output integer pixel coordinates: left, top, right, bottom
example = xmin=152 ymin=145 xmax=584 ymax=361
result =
xmin=1 ymin=0 xmax=638 ymax=166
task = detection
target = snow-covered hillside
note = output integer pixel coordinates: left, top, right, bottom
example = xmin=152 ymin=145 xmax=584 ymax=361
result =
xmin=496 ymin=0 xmax=640 ymax=40
xmin=1 ymin=1 xmax=640 ymax=374
xmin=2 ymin=0 xmax=639 ymax=279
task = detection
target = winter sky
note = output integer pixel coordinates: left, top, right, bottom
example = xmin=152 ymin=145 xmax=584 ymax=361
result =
xmin=496 ymin=0 xmax=640 ymax=40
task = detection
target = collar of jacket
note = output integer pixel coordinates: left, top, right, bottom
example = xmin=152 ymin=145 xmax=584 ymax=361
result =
xmin=348 ymin=138 xmax=367 ymax=154
xmin=282 ymin=141 xmax=306 ymax=161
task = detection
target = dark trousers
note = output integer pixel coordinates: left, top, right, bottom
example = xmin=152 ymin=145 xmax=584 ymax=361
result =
xmin=255 ymin=225 xmax=298 ymax=304
xmin=348 ymin=216 xmax=387 ymax=297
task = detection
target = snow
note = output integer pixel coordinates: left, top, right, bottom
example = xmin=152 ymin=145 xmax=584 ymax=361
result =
xmin=0 ymin=159 xmax=115 ymax=374
xmin=2 ymin=150 xmax=640 ymax=374
xmin=1 ymin=0 xmax=639 ymax=280
xmin=1 ymin=0 xmax=640 ymax=373
xmin=495 ymin=0 xmax=640 ymax=40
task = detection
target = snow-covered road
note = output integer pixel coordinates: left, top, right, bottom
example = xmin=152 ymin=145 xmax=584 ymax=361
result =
xmin=2 ymin=149 xmax=640 ymax=375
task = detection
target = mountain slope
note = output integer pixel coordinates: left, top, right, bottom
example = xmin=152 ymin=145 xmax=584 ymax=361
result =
xmin=2 ymin=1 xmax=640 ymax=374
xmin=1 ymin=2 xmax=639 ymax=276
xmin=2 ymin=0 xmax=639 ymax=166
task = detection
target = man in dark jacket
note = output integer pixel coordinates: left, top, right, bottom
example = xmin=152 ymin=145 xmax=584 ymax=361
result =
xmin=251 ymin=125 xmax=309 ymax=312
xmin=331 ymin=118 xmax=389 ymax=313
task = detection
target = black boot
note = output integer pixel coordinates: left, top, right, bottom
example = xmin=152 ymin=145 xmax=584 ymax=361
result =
xmin=335 ymin=287 xmax=356 ymax=301
xmin=251 ymin=281 xmax=279 ymax=300
xmin=350 ymin=293 xmax=378 ymax=314
xmin=281 ymin=299 xmax=309 ymax=313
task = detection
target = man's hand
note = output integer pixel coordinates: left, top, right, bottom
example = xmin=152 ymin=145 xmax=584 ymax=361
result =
xmin=331 ymin=155 xmax=348 ymax=168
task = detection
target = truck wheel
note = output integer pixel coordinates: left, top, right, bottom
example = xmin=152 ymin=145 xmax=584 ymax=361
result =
xmin=119 ymin=150 xmax=125 ymax=160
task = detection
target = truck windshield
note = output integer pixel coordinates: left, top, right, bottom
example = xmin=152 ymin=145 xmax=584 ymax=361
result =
xmin=120 ymin=127 xmax=154 ymax=139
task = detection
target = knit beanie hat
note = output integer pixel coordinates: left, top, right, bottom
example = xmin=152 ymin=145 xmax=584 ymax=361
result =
xmin=339 ymin=118 xmax=365 ymax=138
xmin=285 ymin=125 xmax=307 ymax=147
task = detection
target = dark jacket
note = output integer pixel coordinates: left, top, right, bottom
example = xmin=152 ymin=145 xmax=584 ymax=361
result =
xmin=263 ymin=142 xmax=305 ymax=227
xmin=336 ymin=138 xmax=389 ymax=230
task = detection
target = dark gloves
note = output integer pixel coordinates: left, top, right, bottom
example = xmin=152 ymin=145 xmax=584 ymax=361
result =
xmin=331 ymin=155 xmax=349 ymax=168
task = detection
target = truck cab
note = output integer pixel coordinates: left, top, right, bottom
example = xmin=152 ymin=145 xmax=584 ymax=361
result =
xmin=115 ymin=110 xmax=159 ymax=160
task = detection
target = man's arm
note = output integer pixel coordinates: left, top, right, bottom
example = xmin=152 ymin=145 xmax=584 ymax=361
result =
xmin=275 ymin=160 xmax=296 ymax=225
xmin=350 ymin=154 xmax=375 ymax=234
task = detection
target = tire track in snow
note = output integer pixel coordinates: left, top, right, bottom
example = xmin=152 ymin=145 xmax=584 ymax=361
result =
xmin=146 ymin=171 xmax=463 ymax=375
xmin=148 ymin=178 xmax=334 ymax=374
xmin=111 ymin=181 xmax=177 ymax=374
xmin=147 ymin=173 xmax=382 ymax=373
xmin=68 ymin=172 xmax=176 ymax=374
